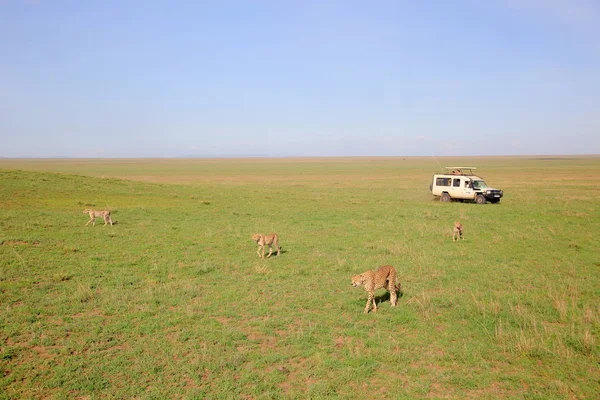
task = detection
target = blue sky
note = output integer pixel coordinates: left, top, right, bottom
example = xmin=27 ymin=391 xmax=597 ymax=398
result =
xmin=1 ymin=0 xmax=599 ymax=157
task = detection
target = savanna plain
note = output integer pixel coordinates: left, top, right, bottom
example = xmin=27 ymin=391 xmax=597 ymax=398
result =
xmin=0 ymin=156 xmax=598 ymax=399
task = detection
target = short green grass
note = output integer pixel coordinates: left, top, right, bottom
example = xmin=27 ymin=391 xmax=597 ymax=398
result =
xmin=0 ymin=156 xmax=599 ymax=399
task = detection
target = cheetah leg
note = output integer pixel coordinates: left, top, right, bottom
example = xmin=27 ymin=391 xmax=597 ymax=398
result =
xmin=364 ymin=291 xmax=376 ymax=313
xmin=266 ymin=245 xmax=273 ymax=258
xmin=257 ymin=246 xmax=263 ymax=258
xmin=390 ymin=288 xmax=397 ymax=307
xmin=372 ymin=292 xmax=377 ymax=312
xmin=389 ymin=280 xmax=398 ymax=306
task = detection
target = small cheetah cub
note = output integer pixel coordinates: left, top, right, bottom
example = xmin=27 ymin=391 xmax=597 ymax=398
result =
xmin=351 ymin=265 xmax=401 ymax=313
xmin=251 ymin=233 xmax=280 ymax=258
xmin=453 ymin=221 xmax=464 ymax=241
xmin=83 ymin=209 xmax=113 ymax=226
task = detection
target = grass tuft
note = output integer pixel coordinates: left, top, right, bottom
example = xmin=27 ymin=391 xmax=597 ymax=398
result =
xmin=75 ymin=284 xmax=95 ymax=303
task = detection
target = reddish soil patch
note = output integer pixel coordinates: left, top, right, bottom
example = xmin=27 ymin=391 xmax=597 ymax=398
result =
xmin=1 ymin=240 xmax=39 ymax=246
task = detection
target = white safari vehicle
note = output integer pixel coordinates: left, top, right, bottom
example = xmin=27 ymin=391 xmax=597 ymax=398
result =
xmin=429 ymin=167 xmax=503 ymax=204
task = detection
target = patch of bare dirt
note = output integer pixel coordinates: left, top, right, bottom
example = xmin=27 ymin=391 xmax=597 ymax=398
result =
xmin=1 ymin=240 xmax=40 ymax=246
xmin=276 ymin=357 xmax=313 ymax=395
xmin=72 ymin=308 xmax=106 ymax=318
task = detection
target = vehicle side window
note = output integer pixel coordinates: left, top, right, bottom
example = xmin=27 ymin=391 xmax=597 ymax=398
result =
xmin=453 ymin=178 xmax=460 ymax=187
xmin=436 ymin=177 xmax=450 ymax=186
xmin=464 ymin=180 xmax=470 ymax=188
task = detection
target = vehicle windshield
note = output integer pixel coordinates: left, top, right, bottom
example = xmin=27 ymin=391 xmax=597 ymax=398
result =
xmin=471 ymin=180 xmax=488 ymax=190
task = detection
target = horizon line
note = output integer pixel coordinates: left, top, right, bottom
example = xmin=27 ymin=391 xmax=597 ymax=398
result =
xmin=1 ymin=154 xmax=599 ymax=160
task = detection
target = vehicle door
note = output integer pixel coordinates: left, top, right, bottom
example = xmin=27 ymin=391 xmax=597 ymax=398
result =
xmin=448 ymin=177 xmax=474 ymax=199
xmin=462 ymin=179 xmax=475 ymax=199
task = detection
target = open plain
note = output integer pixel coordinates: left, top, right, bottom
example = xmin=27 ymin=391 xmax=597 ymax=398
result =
xmin=0 ymin=156 xmax=599 ymax=399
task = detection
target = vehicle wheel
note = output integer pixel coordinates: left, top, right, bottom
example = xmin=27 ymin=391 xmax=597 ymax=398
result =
xmin=441 ymin=193 xmax=451 ymax=203
xmin=476 ymin=195 xmax=486 ymax=204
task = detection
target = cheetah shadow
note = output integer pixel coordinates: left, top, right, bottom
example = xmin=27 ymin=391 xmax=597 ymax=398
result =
xmin=87 ymin=221 xmax=119 ymax=226
xmin=257 ymin=247 xmax=286 ymax=257
xmin=374 ymin=288 xmax=404 ymax=304
xmin=269 ymin=248 xmax=287 ymax=257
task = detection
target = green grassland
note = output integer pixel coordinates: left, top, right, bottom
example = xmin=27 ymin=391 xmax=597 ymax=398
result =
xmin=0 ymin=156 xmax=599 ymax=399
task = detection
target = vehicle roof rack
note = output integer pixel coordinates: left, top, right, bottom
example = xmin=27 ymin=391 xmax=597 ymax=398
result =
xmin=442 ymin=167 xmax=478 ymax=176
